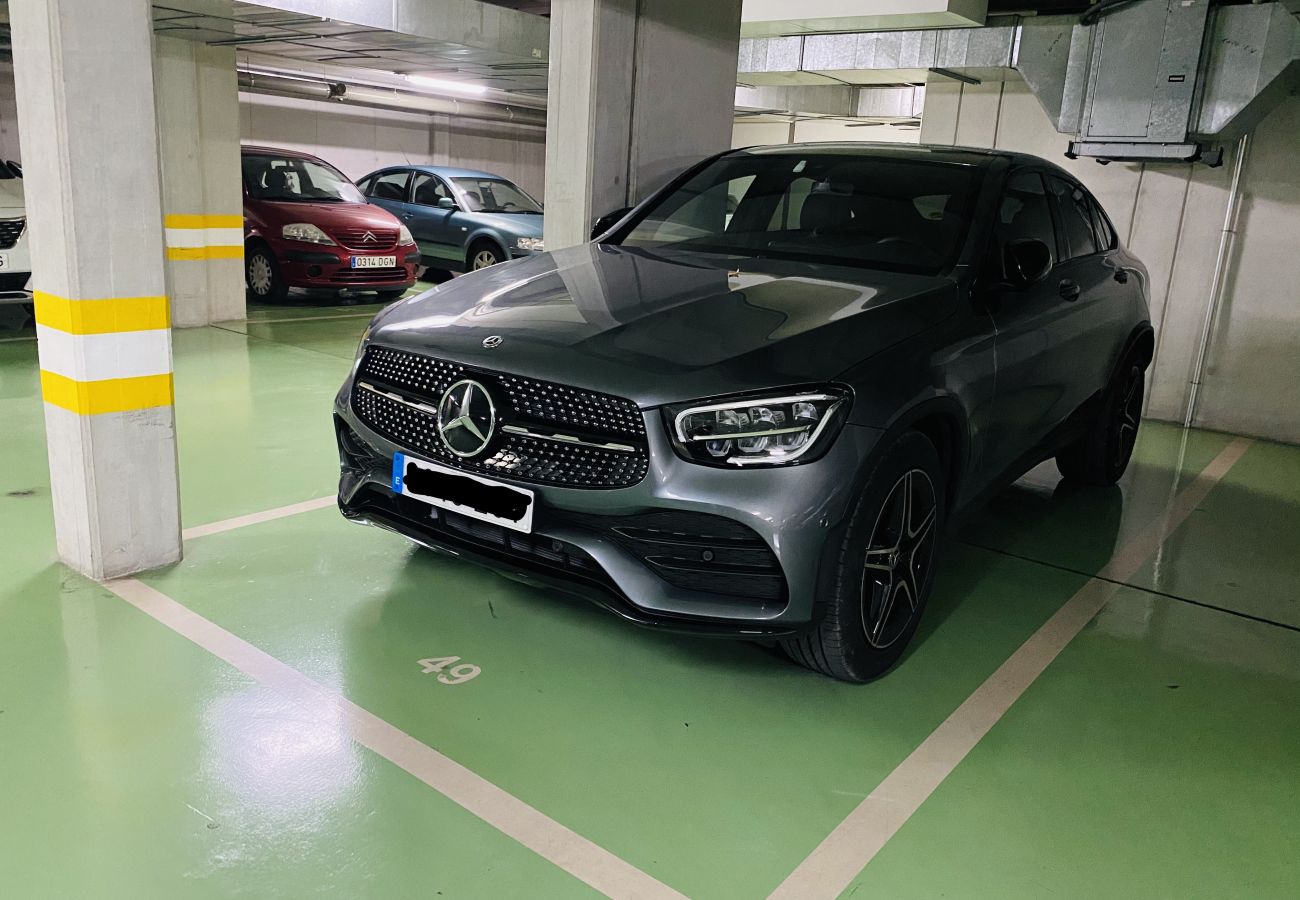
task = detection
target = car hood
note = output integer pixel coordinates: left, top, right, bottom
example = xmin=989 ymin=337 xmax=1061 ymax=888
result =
xmin=369 ymin=242 xmax=957 ymax=408
xmin=247 ymin=199 xmax=402 ymax=230
xmin=463 ymin=211 xmax=543 ymax=238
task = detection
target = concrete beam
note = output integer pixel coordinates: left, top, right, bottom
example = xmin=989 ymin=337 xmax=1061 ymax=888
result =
xmin=12 ymin=0 xmax=181 ymax=579
xmin=155 ymin=36 xmax=246 ymax=326
xmin=543 ymin=0 xmax=743 ymax=249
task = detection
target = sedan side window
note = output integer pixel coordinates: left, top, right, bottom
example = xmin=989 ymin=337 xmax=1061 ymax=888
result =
xmin=994 ymin=172 xmax=1057 ymax=269
xmin=412 ymin=173 xmax=452 ymax=207
xmin=1047 ymin=177 xmax=1098 ymax=260
xmin=369 ymin=170 xmax=410 ymax=202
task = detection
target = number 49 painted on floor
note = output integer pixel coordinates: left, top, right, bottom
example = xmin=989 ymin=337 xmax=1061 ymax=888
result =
xmin=418 ymin=656 xmax=481 ymax=685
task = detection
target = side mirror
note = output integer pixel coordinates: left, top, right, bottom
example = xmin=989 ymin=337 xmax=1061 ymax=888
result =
xmin=1002 ymin=238 xmax=1052 ymax=288
xmin=437 ymin=196 xmax=457 ymax=210
xmin=591 ymin=207 xmax=633 ymax=241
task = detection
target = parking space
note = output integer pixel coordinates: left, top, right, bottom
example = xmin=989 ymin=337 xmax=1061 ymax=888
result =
xmin=8 ymin=311 xmax=1297 ymax=896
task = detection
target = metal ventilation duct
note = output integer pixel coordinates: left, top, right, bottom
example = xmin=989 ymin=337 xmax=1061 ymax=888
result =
xmin=737 ymin=1 xmax=1300 ymax=163
xmin=237 ymin=69 xmax=547 ymax=127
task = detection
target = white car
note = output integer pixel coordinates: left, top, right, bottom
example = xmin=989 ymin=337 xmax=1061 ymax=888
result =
xmin=0 ymin=162 xmax=32 ymax=307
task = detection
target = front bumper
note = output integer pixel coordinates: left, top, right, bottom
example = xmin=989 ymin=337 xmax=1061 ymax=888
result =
xmin=278 ymin=244 xmax=420 ymax=293
xmin=0 ymin=225 xmax=33 ymax=304
xmin=333 ymin=377 xmax=883 ymax=636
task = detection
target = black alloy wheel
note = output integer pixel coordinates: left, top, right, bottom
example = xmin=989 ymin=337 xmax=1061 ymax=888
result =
xmin=783 ymin=430 xmax=945 ymax=682
xmin=1058 ymin=359 xmax=1145 ymax=485
xmin=861 ymin=469 xmax=939 ymax=651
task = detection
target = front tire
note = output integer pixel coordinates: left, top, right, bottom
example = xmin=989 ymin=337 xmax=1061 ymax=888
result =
xmin=1057 ymin=359 xmax=1144 ymax=486
xmin=468 ymin=242 xmax=502 ymax=271
xmin=782 ymin=431 xmax=945 ymax=682
xmin=375 ymin=288 xmax=408 ymax=301
xmin=245 ymin=245 xmax=288 ymax=303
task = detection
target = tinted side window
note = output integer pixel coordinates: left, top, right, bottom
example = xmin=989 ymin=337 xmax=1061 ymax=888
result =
xmin=412 ymin=173 xmax=451 ymax=206
xmin=369 ymin=170 xmax=410 ymax=202
xmin=996 ymin=172 xmax=1056 ymax=265
xmin=1047 ymin=177 xmax=1098 ymax=259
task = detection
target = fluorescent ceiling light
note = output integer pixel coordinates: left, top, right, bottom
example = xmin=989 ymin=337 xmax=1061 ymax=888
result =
xmin=404 ymin=74 xmax=487 ymax=96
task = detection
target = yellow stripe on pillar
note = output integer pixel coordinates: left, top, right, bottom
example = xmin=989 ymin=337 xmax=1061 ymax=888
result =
xmin=166 ymin=245 xmax=244 ymax=261
xmin=40 ymin=370 xmax=174 ymax=415
xmin=34 ymin=291 xmax=170 ymax=335
xmin=164 ymin=213 xmax=244 ymax=229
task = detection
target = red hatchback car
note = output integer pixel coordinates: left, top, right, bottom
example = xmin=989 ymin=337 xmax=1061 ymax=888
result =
xmin=242 ymin=146 xmax=419 ymax=302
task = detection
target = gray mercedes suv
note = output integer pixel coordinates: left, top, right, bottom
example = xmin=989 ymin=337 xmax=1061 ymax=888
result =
xmin=334 ymin=143 xmax=1153 ymax=682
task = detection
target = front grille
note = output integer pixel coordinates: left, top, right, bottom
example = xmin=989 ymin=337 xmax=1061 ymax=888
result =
xmin=563 ymin=510 xmax=787 ymax=604
xmin=330 ymin=267 xmax=408 ymax=283
xmin=353 ymin=345 xmax=649 ymax=489
xmin=330 ymin=227 xmax=398 ymax=251
xmin=0 ymin=217 xmax=24 ymax=250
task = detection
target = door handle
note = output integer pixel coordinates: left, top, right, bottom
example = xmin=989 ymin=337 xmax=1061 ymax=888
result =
xmin=402 ymin=213 xmax=414 ymax=220
xmin=1059 ymin=279 xmax=1081 ymax=302
xmin=1113 ymin=268 xmax=1129 ymax=284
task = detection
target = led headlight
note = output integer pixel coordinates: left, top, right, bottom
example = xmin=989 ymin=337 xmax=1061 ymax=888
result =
xmin=516 ymin=237 xmax=545 ymax=252
xmin=397 ymin=223 xmax=416 ymax=246
xmin=282 ymin=222 xmax=336 ymax=245
xmin=667 ymin=389 xmax=849 ymax=467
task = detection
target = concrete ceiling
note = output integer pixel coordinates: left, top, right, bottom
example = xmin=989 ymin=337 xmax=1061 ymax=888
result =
xmin=150 ymin=0 xmax=550 ymax=94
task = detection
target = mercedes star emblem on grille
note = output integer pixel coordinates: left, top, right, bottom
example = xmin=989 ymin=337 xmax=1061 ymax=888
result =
xmin=482 ymin=335 xmax=504 ymax=349
xmin=362 ymin=231 xmax=378 ymax=242
xmin=437 ymin=379 xmax=496 ymax=458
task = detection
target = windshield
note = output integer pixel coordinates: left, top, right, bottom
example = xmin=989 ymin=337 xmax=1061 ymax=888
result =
xmin=616 ymin=152 xmax=982 ymax=275
xmin=452 ymin=177 xmax=542 ymax=214
xmin=243 ymin=153 xmax=365 ymax=203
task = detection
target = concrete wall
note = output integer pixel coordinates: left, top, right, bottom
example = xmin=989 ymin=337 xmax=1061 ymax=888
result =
xmin=239 ymin=92 xmax=547 ymax=199
xmin=922 ymin=76 xmax=1300 ymax=445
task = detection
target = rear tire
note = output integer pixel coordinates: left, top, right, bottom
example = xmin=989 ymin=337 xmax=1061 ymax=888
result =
xmin=245 ymin=245 xmax=288 ymax=303
xmin=1057 ymin=359 xmax=1144 ymax=486
xmin=782 ymin=431 xmax=945 ymax=682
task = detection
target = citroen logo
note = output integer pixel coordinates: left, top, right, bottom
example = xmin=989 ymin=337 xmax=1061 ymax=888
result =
xmin=437 ymin=379 xmax=496 ymax=458
xmin=361 ymin=231 xmax=378 ymax=243
xmin=482 ymin=335 xmax=503 ymax=349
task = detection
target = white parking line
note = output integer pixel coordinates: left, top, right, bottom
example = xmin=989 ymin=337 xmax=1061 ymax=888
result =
xmin=104 ymin=577 xmax=687 ymax=900
xmin=244 ymin=312 xmax=379 ymax=324
xmin=768 ymin=436 xmax=1252 ymax=900
xmin=181 ymin=496 xmax=337 ymax=540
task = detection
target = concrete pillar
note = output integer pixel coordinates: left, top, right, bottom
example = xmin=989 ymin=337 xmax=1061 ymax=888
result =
xmin=154 ymin=36 xmax=245 ymax=327
xmin=12 ymin=0 xmax=181 ymax=579
xmin=543 ymin=0 xmax=743 ymax=249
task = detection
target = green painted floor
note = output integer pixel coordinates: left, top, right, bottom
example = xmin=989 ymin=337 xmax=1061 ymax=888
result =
xmin=1 ymin=296 xmax=1298 ymax=898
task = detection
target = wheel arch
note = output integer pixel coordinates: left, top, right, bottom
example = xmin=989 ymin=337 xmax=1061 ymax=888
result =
xmin=466 ymin=232 xmax=506 ymax=263
xmin=886 ymin=397 xmax=970 ymax=517
xmin=1108 ymin=321 xmax=1156 ymax=386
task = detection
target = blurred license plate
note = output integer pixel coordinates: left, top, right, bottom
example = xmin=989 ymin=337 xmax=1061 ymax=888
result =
xmin=392 ymin=452 xmax=534 ymax=533
xmin=352 ymin=255 xmax=396 ymax=269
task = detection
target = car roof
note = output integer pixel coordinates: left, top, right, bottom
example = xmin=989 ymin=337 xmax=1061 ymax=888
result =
xmin=732 ymin=141 xmax=1067 ymax=174
xmin=370 ymin=164 xmax=504 ymax=180
xmin=241 ymin=144 xmax=330 ymax=163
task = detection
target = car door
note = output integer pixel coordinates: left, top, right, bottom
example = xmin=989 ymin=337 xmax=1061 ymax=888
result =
xmin=1045 ymin=177 xmax=1132 ymax=400
xmin=365 ymin=169 xmax=413 ymax=220
xmin=408 ymin=172 xmax=463 ymax=264
xmin=981 ymin=169 xmax=1094 ymax=474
